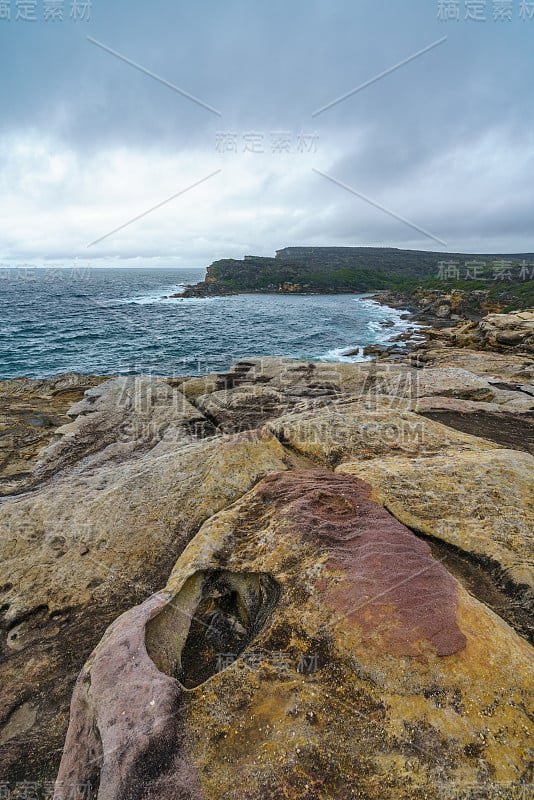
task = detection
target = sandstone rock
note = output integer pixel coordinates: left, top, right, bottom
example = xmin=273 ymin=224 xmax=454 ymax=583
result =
xmin=0 ymin=373 xmax=105 ymax=496
xmin=195 ymin=384 xmax=294 ymax=433
xmin=34 ymin=376 xmax=213 ymax=478
xmin=414 ymin=396 xmax=524 ymax=415
xmin=412 ymin=396 xmax=534 ymax=453
xmin=495 ymin=329 xmax=529 ymax=345
xmin=479 ymin=310 xmax=534 ymax=353
xmin=419 ymin=310 xmax=534 ymax=355
xmin=407 ymin=346 xmax=534 ymax=383
xmin=0 ymin=429 xmax=289 ymax=780
xmin=187 ymin=358 xmax=531 ymax=424
xmin=337 ymin=448 xmax=534 ymax=596
xmin=56 ymin=471 xmax=533 ymax=800
xmin=1 ymin=355 xmax=533 ymax=795
xmin=267 ymin=402 xmax=499 ymax=467
xmin=179 ymin=373 xmax=221 ymax=400
xmin=228 ymin=357 xmax=351 ymax=397
xmin=223 ymin=359 xmax=497 ymax=406
xmin=435 ymin=303 xmax=451 ymax=318
xmin=406 ymin=367 xmax=495 ymax=401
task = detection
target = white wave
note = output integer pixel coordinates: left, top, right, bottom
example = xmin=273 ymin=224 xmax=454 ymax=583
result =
xmin=356 ymin=297 xmax=422 ymax=346
xmin=318 ymin=346 xmax=372 ymax=364
xmin=114 ymin=284 xmax=222 ymax=305
xmin=319 ymin=297 xmax=424 ymax=362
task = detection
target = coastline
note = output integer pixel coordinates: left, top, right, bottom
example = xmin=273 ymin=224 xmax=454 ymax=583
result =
xmin=0 ymin=280 xmax=424 ymax=380
xmin=1 ymin=304 xmax=532 ymax=498
xmin=1 ymin=305 xmax=533 ymax=788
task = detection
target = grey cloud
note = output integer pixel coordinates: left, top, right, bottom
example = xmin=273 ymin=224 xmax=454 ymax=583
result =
xmin=1 ymin=0 xmax=533 ymax=261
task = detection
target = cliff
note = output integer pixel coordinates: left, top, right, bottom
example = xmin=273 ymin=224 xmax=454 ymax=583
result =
xmin=181 ymin=247 xmax=534 ymax=304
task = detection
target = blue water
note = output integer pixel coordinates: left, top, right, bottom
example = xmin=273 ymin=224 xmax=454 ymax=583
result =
xmin=0 ymin=267 xmax=416 ymax=379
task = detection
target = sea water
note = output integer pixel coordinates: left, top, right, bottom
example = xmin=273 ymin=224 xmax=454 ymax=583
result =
xmin=0 ymin=267 xmax=419 ymax=379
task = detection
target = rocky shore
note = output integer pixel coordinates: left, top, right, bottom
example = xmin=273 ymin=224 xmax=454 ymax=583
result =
xmin=363 ymin=289 xmax=534 ymax=361
xmin=370 ymin=287 xmax=515 ymax=322
xmin=1 ymin=309 xmax=533 ymax=799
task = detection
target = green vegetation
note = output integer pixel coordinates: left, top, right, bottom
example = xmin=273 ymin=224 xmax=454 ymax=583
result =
xmin=202 ymin=248 xmax=534 ymax=307
xmin=387 ymin=278 xmax=534 ymax=310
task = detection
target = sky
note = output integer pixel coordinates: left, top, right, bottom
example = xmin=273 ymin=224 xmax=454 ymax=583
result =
xmin=1 ymin=0 xmax=533 ymax=267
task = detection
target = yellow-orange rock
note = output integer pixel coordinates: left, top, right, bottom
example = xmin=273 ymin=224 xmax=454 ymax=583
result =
xmin=56 ymin=471 xmax=533 ymax=800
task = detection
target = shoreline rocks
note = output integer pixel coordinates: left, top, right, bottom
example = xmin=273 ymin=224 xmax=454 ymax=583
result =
xmin=0 ymin=373 xmax=107 ymax=497
xmin=370 ymin=287 xmax=512 ymax=323
xmin=1 ymin=325 xmax=533 ymax=798
xmin=370 ymin=290 xmax=534 ymax=356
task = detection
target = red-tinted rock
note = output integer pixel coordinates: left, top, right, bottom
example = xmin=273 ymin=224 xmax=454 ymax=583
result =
xmin=259 ymin=470 xmax=466 ymax=657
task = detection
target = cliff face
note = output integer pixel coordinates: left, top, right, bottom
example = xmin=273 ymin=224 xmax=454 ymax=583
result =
xmin=181 ymin=247 xmax=534 ymax=299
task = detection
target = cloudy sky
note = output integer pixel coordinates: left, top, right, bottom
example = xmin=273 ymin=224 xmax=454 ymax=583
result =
xmin=1 ymin=0 xmax=533 ymax=267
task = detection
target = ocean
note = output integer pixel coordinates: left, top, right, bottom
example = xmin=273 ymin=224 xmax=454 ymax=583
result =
xmin=0 ymin=267 xmax=418 ymax=379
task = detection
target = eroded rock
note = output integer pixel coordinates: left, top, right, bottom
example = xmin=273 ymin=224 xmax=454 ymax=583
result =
xmin=55 ymin=470 xmax=533 ymax=800
xmin=267 ymin=401 xmax=499 ymax=466
xmin=1 ymin=355 xmax=533 ymax=796
xmin=0 ymin=429 xmax=289 ymax=780
xmin=417 ymin=310 xmax=534 ymax=355
xmin=147 ymin=570 xmax=281 ymax=689
xmin=338 ymin=448 xmax=534 ymax=600
xmin=195 ymin=385 xmax=293 ymax=433
xmin=0 ymin=373 xmax=105 ymax=496
xmin=479 ymin=310 xmax=534 ymax=353
xmin=407 ymin=346 xmax=534 ymax=383
xmin=35 ymin=376 xmax=213 ymax=477
xmin=415 ymin=398 xmax=534 ymax=454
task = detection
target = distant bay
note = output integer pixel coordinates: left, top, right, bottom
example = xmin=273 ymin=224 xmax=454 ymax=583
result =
xmin=0 ymin=267 xmax=419 ymax=379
